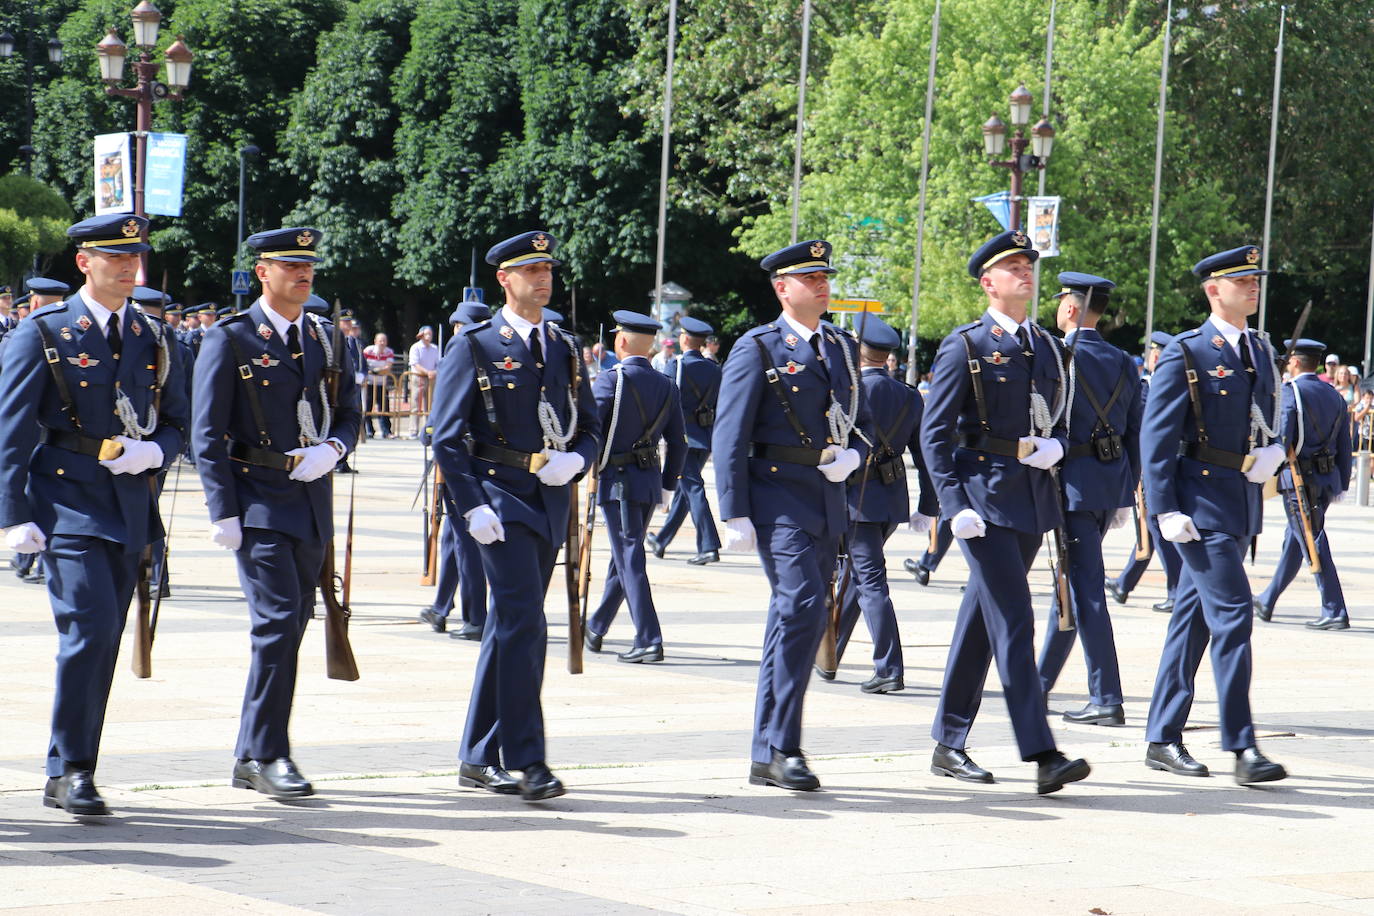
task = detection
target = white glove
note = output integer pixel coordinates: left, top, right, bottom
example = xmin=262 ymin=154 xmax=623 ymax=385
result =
xmin=98 ymin=436 xmax=164 ymax=475
xmin=1333 ymin=490 xmax=1349 ymax=505
xmin=1244 ymin=443 xmax=1286 ymax=484
xmin=4 ymin=522 xmax=47 ymax=554
xmin=951 ymin=508 xmax=987 ymax=540
xmin=1109 ymin=507 xmax=1132 ymax=530
xmin=465 ymin=505 xmax=506 ymax=545
xmin=660 ymin=488 xmax=674 ymax=512
xmin=535 ymin=449 xmax=585 ymax=487
xmin=818 ymin=447 xmax=861 ymax=483
xmin=722 ymin=517 xmax=757 ymax=553
xmin=907 ymin=512 xmax=935 ymax=535
xmin=1017 ymin=436 xmax=1064 ymax=470
xmin=1158 ymin=511 xmax=1201 ymax=543
xmin=286 ymin=442 xmax=341 ymax=482
xmin=354 ymin=373 xmax=365 ymax=386
xmin=210 ymin=517 xmax=242 ymax=551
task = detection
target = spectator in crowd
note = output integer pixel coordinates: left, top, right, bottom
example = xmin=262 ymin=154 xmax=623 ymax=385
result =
xmin=705 ymin=334 xmax=721 ymax=363
xmin=592 ymin=341 xmax=617 ymax=372
xmin=917 ymin=371 xmax=932 ymax=397
xmin=651 ymin=337 xmax=676 ymax=372
xmin=582 ymin=345 xmax=600 ymax=378
xmin=1334 ymin=365 xmax=1358 ymax=407
xmin=1319 ymin=354 xmax=1339 ymax=384
xmin=364 ymin=332 xmax=396 ymax=438
xmin=409 ymin=325 xmax=440 ymax=417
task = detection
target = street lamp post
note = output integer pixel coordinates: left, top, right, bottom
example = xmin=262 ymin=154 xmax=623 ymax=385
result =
xmin=981 ymin=84 xmax=1055 ymax=231
xmin=236 ymin=143 xmax=259 ymax=310
xmin=0 ymin=19 xmax=64 ymax=173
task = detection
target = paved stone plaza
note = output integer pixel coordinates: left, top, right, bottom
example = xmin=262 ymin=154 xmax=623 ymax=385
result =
xmin=2 ymin=439 xmax=1373 ymax=915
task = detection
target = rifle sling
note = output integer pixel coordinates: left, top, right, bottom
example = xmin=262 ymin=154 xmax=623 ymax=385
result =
xmin=225 ymin=332 xmax=276 ymax=448
xmin=467 ymin=333 xmax=508 ymax=445
xmin=754 ymin=336 xmax=813 ymax=448
xmin=33 ymin=321 xmax=85 ymax=432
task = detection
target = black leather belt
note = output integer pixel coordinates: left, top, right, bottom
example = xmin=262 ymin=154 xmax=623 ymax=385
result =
xmin=229 ymin=440 xmax=300 ymax=472
xmin=958 ymin=433 xmax=1030 ymax=459
xmin=608 ymin=446 xmax=660 ymax=467
xmin=749 ymin=442 xmax=828 ymax=467
xmin=40 ymin=427 xmax=124 ymax=461
xmin=1066 ymin=434 xmax=1124 ymax=461
xmin=469 ymin=440 xmax=549 ymax=473
xmin=1180 ymin=441 xmax=1250 ymax=472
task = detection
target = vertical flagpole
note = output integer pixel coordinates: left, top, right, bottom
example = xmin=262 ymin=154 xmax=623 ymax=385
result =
xmin=790 ymin=0 xmax=812 ymax=244
xmin=652 ymin=0 xmax=679 ymax=320
xmin=1144 ymin=0 xmax=1173 ymax=346
xmin=1365 ymin=200 xmax=1374 ymax=376
xmin=906 ymin=0 xmax=940 ymax=385
xmin=1258 ymin=5 xmax=1285 ymax=334
xmin=1029 ymin=0 xmax=1056 ymax=324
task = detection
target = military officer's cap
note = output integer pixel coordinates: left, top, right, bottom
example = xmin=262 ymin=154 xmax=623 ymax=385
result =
xmin=67 ymin=213 xmax=151 ymax=254
xmin=339 ymin=309 xmax=355 ymax=321
xmin=166 ymin=306 xmax=182 ymax=318
xmin=1192 ymin=245 xmax=1267 ymax=280
xmin=542 ymin=307 xmax=563 ymax=324
xmin=485 ymin=230 xmax=561 ymax=269
xmin=215 ymin=305 xmax=235 ymax=318
xmin=760 ymin=239 xmax=836 ymax=276
xmin=855 ymin=318 xmax=902 ymax=352
xmin=451 ymin=301 xmax=491 ymax=325
xmin=197 ymin=303 xmax=217 ymax=315
xmin=13 ymin=294 xmax=30 ymax=307
xmin=1052 ymin=271 xmax=1115 ymax=306
xmin=679 ymin=315 xmax=713 ymax=337
xmin=131 ymin=286 xmax=169 ymax=308
xmin=246 ymin=226 xmax=323 ymax=263
xmin=0 ymin=285 xmax=10 ymax=296
xmin=967 ymin=229 xmax=1037 ymax=278
xmin=1149 ymin=331 xmax=1174 ymax=349
xmin=303 ymin=294 xmax=331 ymax=316
xmin=612 ymin=310 xmax=661 ymax=335
xmin=1284 ymin=337 xmax=1326 ymax=360
xmin=25 ymin=277 xmax=70 ymax=296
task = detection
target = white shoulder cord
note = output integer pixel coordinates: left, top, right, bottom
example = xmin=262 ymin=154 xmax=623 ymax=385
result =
xmin=826 ymin=331 xmax=861 ymax=448
xmin=537 ymin=327 xmax=578 ymax=451
xmin=1247 ymin=331 xmax=1280 ymax=447
xmin=597 ymin=364 xmax=625 ymax=471
xmin=297 ymin=314 xmax=333 ymax=446
xmin=1290 ymin=378 xmax=1306 ymax=455
xmin=114 ymin=311 xmax=169 ymax=439
xmin=1028 ymin=325 xmax=1068 ymax=438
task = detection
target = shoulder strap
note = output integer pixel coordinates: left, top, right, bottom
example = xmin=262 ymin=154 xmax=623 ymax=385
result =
xmin=872 ymin=393 xmax=910 ymax=455
xmin=1076 ymin=360 xmax=1132 ymax=435
xmin=1177 ymin=342 xmax=1209 ymax=445
xmin=224 ymin=331 xmax=274 ymax=448
xmin=465 ymin=331 xmax=507 ymax=445
xmin=32 ymin=321 xmax=83 ymax=432
xmin=959 ymin=329 xmax=991 ymax=433
xmin=753 ymin=335 xmax=813 ymax=447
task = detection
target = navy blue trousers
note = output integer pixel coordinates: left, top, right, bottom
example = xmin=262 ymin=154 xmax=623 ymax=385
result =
xmin=43 ymin=535 xmax=138 ymax=777
xmin=433 ymin=513 xmax=487 ymax=626
xmin=1038 ymin=509 xmax=1124 ymax=705
xmin=835 ymin=521 xmax=902 ymax=677
xmin=461 ymin=522 xmax=556 ymax=770
xmin=932 ymin=524 xmax=1056 ymax=760
xmin=16 ymin=550 xmax=38 ymax=575
xmin=655 ymin=447 xmax=720 ymax=554
xmin=1145 ymin=529 xmax=1256 ymax=751
xmin=1114 ymin=513 xmax=1180 ymax=600
xmin=234 ymin=527 xmax=325 ymax=761
xmin=1256 ymin=489 xmax=1345 ymax=618
xmin=752 ymin=523 xmax=838 ymax=763
xmin=914 ymin=518 xmax=954 ymax=573
xmin=589 ymin=499 xmax=662 ymax=647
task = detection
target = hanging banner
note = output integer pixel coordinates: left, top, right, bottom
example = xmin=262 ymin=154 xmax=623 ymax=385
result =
xmin=972 ymin=191 xmax=1011 ymax=231
xmin=93 ymin=132 xmax=133 ymax=215
xmin=1027 ymin=195 xmax=1061 ymax=257
xmin=145 ymin=132 xmax=188 ymax=217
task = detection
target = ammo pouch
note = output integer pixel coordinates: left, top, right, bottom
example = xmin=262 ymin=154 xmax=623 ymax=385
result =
xmin=694 ymin=402 xmax=716 ymax=428
xmin=873 ymin=450 xmax=903 ymax=484
xmin=1093 ymin=433 xmax=1124 ymax=463
xmin=1304 ymin=452 xmax=1335 ymax=476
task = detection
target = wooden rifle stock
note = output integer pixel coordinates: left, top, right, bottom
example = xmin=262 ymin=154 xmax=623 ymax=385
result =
xmin=420 ymin=464 xmax=444 ymax=586
xmin=132 ymin=545 xmax=153 ymax=678
xmin=1286 ymin=448 xmax=1322 ymax=574
xmin=1133 ymin=482 xmax=1151 ymax=561
xmin=566 ymin=479 xmax=584 ymax=674
xmin=319 ymin=540 xmax=360 ymax=681
xmin=1050 ymin=467 xmax=1076 ymax=632
xmin=577 ymin=466 xmax=598 ymax=622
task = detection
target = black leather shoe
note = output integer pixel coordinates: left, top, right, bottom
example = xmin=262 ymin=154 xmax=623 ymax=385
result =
xmin=618 ymin=644 xmax=664 ymax=663
xmin=419 ymin=608 xmax=447 ymax=633
xmin=860 ymin=674 xmax=904 ymax=694
xmin=157 ymin=582 xmax=171 ymax=599
xmin=23 ymin=570 xmax=44 ymax=584
xmin=1106 ymin=581 xmax=1127 ymax=605
xmin=43 ymin=769 xmax=111 ymax=816
xmin=1253 ymin=598 xmax=1273 ymax=622
xmin=584 ymin=629 xmax=603 ymax=653
xmin=748 ymin=750 xmax=820 ymax=791
xmin=903 ymin=558 xmax=931 ymax=586
xmin=1305 ymin=615 xmax=1350 ymax=631
xmin=232 ymin=757 xmax=314 ymax=798
xmin=1152 ymin=598 xmax=1174 ymax=614
xmin=450 ymin=622 xmax=483 ymax=641
xmin=1036 ymin=753 xmax=1091 ymax=795
xmin=458 ymin=762 xmax=520 ymax=794
xmin=813 ymin=664 xmax=836 ymax=682
xmin=687 ymin=550 xmax=719 ymax=566
xmin=1145 ymin=741 xmax=1209 ymax=777
xmin=930 ymin=744 xmax=994 ymax=783
xmin=518 ymin=762 xmax=566 ymax=800
xmin=645 ymin=532 xmax=666 ymax=559
xmin=1062 ymin=703 xmax=1124 ymax=726
xmin=1234 ymin=746 xmax=1287 ymax=785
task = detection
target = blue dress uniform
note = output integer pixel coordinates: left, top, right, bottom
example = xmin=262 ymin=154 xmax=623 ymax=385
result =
xmin=1254 ymin=340 xmax=1354 ymax=629
xmin=1142 ymin=245 xmax=1287 ymax=784
xmin=653 ymin=315 xmax=722 ymax=562
xmin=130 ymin=286 xmax=185 ymax=599
xmin=1111 ymin=332 xmax=1183 ymax=611
xmin=921 ymin=231 xmax=1089 ymax=792
xmin=587 ymin=312 xmax=688 ymax=658
xmin=192 ymin=228 xmax=361 ymax=795
xmin=430 ymin=231 xmax=599 ymax=799
xmin=832 ymin=319 xmax=938 ymax=690
xmin=713 ymin=239 xmax=868 ymax=790
xmin=905 ymin=519 xmax=953 ymax=585
xmin=1035 ymin=274 xmax=1143 ymax=722
xmin=0 ymin=215 xmax=188 ymax=815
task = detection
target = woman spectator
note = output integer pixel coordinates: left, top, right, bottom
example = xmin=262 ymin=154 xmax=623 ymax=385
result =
xmin=408 ymin=326 xmax=440 ymax=419
xmin=1334 ymin=366 xmax=1358 ymax=408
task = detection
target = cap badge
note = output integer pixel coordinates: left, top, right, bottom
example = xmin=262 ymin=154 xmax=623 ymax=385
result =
xmin=1011 ymin=231 xmax=1028 ymax=247
xmin=1209 ymin=366 xmax=1232 ymax=379
xmin=76 ymin=315 xmax=92 ymax=331
xmin=499 ymin=325 xmax=515 ymax=340
xmin=809 ymin=241 xmax=826 ymax=258
xmin=784 ymin=333 xmax=799 ymax=347
xmin=121 ymin=218 xmax=140 ymax=238
xmin=297 ymin=230 xmax=314 ymax=247
xmin=256 ymin=354 xmax=280 ymax=368
xmin=991 ymin=325 xmax=1004 ymax=338
xmin=497 ymin=357 xmax=521 ymax=371
xmin=532 ymin=234 xmax=549 ymax=252
xmin=984 ymin=352 xmax=1008 ymax=366
xmin=1245 ymin=247 xmax=1260 ymax=264
xmin=130 ymin=319 xmax=142 ymax=336
xmin=258 ymin=323 xmax=274 ymax=340
xmin=67 ymin=353 xmax=98 ymax=368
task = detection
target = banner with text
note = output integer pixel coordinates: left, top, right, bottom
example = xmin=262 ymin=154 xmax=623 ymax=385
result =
xmin=145 ymin=132 xmax=188 ymax=217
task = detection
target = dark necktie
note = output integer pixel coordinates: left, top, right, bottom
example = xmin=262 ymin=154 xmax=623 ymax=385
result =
xmin=529 ymin=329 xmax=544 ymax=370
xmin=1239 ymin=333 xmax=1255 ymax=374
xmin=107 ymin=315 xmax=122 ymax=358
xmin=810 ymin=333 xmax=824 ymax=362
xmin=287 ymin=324 xmax=303 ymax=361
xmin=1016 ymin=325 xmax=1032 ymax=356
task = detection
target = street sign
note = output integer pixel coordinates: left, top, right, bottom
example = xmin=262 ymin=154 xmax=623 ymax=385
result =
xmin=828 ymin=299 xmax=884 ymax=314
xmin=231 ymin=270 xmax=252 ymax=296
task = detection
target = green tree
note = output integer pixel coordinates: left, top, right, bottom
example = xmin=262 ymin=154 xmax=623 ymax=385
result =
xmin=0 ymin=172 xmax=74 ymax=282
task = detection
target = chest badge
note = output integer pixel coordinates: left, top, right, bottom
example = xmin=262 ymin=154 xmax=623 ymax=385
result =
xmin=130 ymin=319 xmax=142 ymax=336
xmin=60 ymin=327 xmax=73 ymax=341
xmin=258 ymin=323 xmax=274 ymax=340
xmin=1208 ymin=365 xmax=1232 ymax=379
xmin=1211 ymin=335 xmax=1225 ymax=349
xmin=496 ymin=357 xmax=522 ymax=371
xmin=990 ymin=325 xmax=1005 ymax=338
xmin=983 ymin=352 xmax=1009 ymax=366
xmin=499 ymin=325 xmax=515 ymax=340
xmin=76 ymin=315 xmax=92 ymax=332
xmin=67 ymin=353 xmax=99 ymax=368
xmin=784 ymin=333 xmax=799 ymax=348
xmin=780 ymin=360 xmax=805 ymax=375
xmin=256 ymin=354 xmax=280 ymax=368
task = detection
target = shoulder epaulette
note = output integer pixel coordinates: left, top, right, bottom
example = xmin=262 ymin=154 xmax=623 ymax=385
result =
xmin=1176 ymin=328 xmax=1203 ymax=340
xmin=29 ymin=301 xmax=66 ymax=319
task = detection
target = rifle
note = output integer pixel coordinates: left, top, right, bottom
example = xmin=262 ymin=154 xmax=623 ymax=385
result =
xmin=577 ymin=464 xmax=599 ymax=624
xmin=566 ymin=478 xmax=584 ymax=674
xmin=318 ymin=297 xmax=359 ymax=681
xmin=1133 ymin=481 xmax=1151 ymax=561
xmin=1049 ymin=285 xmax=1094 ymax=632
xmin=133 ymin=302 xmax=173 ymax=678
xmin=1282 ymin=301 xmax=1321 ymax=574
xmin=420 ymin=463 xmax=445 ymax=585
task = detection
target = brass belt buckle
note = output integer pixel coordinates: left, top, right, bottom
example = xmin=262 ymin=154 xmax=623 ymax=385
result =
xmin=98 ymin=438 xmax=125 ymax=461
xmin=1017 ymin=439 xmax=1036 ymax=459
xmin=1241 ymin=454 xmax=1256 ymax=473
xmin=527 ymin=452 xmax=549 ymax=473
xmin=283 ymin=454 xmax=302 ymax=472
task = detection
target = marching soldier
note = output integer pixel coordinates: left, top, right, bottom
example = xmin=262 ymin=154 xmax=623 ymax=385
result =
xmin=902 ymin=519 xmax=953 ymax=586
xmin=1141 ymin=245 xmax=1288 ymax=785
xmin=1108 ymin=331 xmax=1182 ymax=613
xmin=193 ymin=227 xmax=361 ymax=799
xmin=1253 ymin=337 xmax=1354 ymax=630
xmin=649 ymin=314 xmax=722 ymax=564
xmin=430 ymin=230 xmax=599 ymax=801
xmin=0 ymin=284 xmax=15 ymax=340
xmin=0 ymin=214 xmax=188 ymax=815
xmin=585 ymin=310 xmax=688 ymax=661
xmin=713 ymin=239 xmax=868 ymax=791
xmin=131 ymin=285 xmax=186 ymax=600
xmin=1036 ymin=272 xmax=1142 ymax=726
xmin=919 ymin=230 xmax=1091 ymax=794
xmin=826 ymin=318 xmax=937 ymax=694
